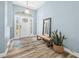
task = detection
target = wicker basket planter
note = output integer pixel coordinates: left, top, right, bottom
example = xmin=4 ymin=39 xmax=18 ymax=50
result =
xmin=53 ymin=44 xmax=64 ymax=54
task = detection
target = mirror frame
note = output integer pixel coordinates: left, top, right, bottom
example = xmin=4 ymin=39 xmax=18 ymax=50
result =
xmin=42 ymin=18 xmax=51 ymax=37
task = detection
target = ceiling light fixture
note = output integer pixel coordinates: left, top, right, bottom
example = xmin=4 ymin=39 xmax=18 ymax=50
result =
xmin=25 ymin=1 xmax=31 ymax=14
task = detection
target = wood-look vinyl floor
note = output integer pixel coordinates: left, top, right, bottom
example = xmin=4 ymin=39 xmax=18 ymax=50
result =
xmin=4 ymin=36 xmax=77 ymax=58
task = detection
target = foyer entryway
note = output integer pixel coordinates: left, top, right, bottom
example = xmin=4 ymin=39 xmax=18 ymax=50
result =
xmin=15 ymin=12 xmax=32 ymax=37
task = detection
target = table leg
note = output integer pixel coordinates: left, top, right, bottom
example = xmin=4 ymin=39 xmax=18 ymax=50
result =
xmin=37 ymin=35 xmax=38 ymax=40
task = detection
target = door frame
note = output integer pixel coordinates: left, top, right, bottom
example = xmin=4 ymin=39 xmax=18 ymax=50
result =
xmin=14 ymin=14 xmax=33 ymax=38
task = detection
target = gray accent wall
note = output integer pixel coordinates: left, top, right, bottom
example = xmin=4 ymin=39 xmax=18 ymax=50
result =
xmin=32 ymin=10 xmax=37 ymax=35
xmin=7 ymin=2 xmax=14 ymax=39
xmin=37 ymin=1 xmax=79 ymax=53
xmin=0 ymin=1 xmax=12 ymax=53
xmin=0 ymin=2 xmax=6 ymax=53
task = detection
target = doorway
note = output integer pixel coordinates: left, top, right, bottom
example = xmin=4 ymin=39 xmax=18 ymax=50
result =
xmin=14 ymin=12 xmax=32 ymax=38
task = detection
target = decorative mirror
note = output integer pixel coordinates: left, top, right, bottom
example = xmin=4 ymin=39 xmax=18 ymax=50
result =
xmin=43 ymin=18 xmax=51 ymax=37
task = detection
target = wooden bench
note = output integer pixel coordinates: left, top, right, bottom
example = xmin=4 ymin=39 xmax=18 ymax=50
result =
xmin=37 ymin=35 xmax=51 ymax=41
xmin=37 ymin=35 xmax=52 ymax=47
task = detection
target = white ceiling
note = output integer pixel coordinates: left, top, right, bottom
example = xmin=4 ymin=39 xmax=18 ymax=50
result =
xmin=13 ymin=1 xmax=45 ymax=10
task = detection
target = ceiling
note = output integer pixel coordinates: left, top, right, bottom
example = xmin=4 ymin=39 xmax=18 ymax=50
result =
xmin=13 ymin=1 xmax=46 ymax=10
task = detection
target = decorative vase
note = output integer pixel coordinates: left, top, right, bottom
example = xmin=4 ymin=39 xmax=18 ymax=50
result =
xmin=53 ymin=44 xmax=64 ymax=54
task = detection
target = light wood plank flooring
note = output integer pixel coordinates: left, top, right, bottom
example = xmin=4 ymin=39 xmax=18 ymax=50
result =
xmin=4 ymin=36 xmax=77 ymax=58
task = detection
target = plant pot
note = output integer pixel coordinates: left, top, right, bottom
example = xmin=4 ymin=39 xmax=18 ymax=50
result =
xmin=53 ymin=44 xmax=64 ymax=54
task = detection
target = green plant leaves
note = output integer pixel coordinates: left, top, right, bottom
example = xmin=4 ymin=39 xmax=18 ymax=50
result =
xmin=51 ymin=30 xmax=66 ymax=46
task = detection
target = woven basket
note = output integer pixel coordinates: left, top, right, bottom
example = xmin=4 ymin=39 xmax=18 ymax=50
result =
xmin=53 ymin=44 xmax=64 ymax=54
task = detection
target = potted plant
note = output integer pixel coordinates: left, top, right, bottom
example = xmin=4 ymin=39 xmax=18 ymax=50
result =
xmin=51 ymin=30 xmax=66 ymax=53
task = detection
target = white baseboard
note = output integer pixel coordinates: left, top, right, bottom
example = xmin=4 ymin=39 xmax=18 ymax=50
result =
xmin=64 ymin=47 xmax=79 ymax=58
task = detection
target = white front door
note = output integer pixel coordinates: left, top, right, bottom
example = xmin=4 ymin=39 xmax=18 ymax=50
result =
xmin=15 ymin=15 xmax=32 ymax=38
xmin=20 ymin=17 xmax=32 ymax=37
